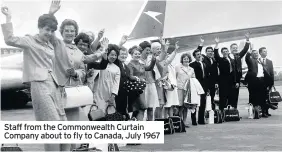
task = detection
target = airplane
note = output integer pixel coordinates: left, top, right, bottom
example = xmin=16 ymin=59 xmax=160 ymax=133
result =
xmin=2 ymin=0 xmax=282 ymax=108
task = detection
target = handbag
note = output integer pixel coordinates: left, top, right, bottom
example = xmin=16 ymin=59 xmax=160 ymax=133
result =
xmin=108 ymin=143 xmax=120 ymax=151
xmin=1 ymin=144 xmax=22 ymax=151
xmin=223 ymin=105 xmax=240 ymax=122
xmin=269 ymin=86 xmax=282 ymax=103
xmin=169 ymin=116 xmax=186 ymax=133
xmin=88 ymin=104 xmax=106 ymax=121
xmin=105 ymin=105 xmax=124 ymax=121
xmin=64 ymin=78 xmax=93 ymax=109
xmin=123 ymin=80 xmax=146 ymax=94
xmin=155 ymin=118 xmax=175 ymax=135
xmin=247 ymin=103 xmax=255 ymax=119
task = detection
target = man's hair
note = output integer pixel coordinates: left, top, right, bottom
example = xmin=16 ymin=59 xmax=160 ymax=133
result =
xmin=259 ymin=47 xmax=266 ymax=54
xmin=205 ymin=47 xmax=213 ymax=52
xmin=230 ymin=43 xmax=237 ymax=49
xmin=60 ymin=19 xmax=79 ymax=36
xmin=192 ymin=49 xmax=201 ymax=57
xmin=38 ymin=14 xmax=58 ymax=31
xmin=252 ymin=49 xmax=258 ymax=53
xmin=119 ymin=46 xmax=128 ymax=53
xmin=221 ymin=47 xmax=228 ymax=53
xmin=180 ymin=53 xmax=192 ymax=64
xmin=74 ymin=33 xmax=91 ymax=47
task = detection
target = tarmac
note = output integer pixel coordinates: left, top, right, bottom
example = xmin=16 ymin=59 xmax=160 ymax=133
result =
xmin=1 ymin=86 xmax=282 ymax=151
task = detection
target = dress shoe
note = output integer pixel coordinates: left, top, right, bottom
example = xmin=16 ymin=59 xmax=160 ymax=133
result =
xmin=262 ymin=113 xmax=269 ymax=118
xmin=267 ymin=113 xmax=272 ymax=116
xmin=192 ymin=122 xmax=197 ymax=126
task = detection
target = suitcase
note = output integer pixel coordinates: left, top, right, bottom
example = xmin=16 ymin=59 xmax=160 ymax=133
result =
xmin=169 ymin=116 xmax=186 ymax=133
xmin=155 ymin=118 xmax=175 ymax=134
xmin=254 ymin=105 xmax=262 ymax=119
xmin=1 ymin=144 xmax=22 ymax=151
xmin=224 ymin=105 xmax=240 ymax=122
xmin=214 ymin=109 xmax=223 ymax=124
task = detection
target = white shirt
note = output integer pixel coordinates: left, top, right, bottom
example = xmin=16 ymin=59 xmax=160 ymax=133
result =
xmin=260 ymin=57 xmax=266 ymax=65
xmin=257 ymin=60 xmax=264 ymax=77
xmin=198 ymin=61 xmax=205 ymax=78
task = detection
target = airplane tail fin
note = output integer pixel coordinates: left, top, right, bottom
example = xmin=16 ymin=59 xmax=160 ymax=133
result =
xmin=128 ymin=0 xmax=167 ymax=40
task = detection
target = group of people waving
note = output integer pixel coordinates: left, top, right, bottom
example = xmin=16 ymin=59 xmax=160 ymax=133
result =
xmin=1 ymin=0 xmax=277 ymax=151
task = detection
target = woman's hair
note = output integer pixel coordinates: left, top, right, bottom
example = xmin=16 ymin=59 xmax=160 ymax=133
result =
xmin=74 ymin=32 xmax=91 ymax=47
xmin=180 ymin=53 xmax=192 ymax=64
xmin=38 ymin=14 xmax=58 ymax=31
xmin=139 ymin=41 xmax=151 ymax=51
xmin=107 ymin=44 xmax=120 ymax=66
xmin=59 ymin=19 xmax=79 ymax=36
xmin=128 ymin=45 xmax=140 ymax=55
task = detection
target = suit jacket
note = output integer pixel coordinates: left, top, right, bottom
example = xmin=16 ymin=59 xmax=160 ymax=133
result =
xmin=2 ymin=22 xmax=58 ymax=84
xmin=245 ymin=53 xmax=272 ymax=86
xmin=265 ymin=58 xmax=274 ymax=86
xmin=260 ymin=58 xmax=274 ymax=87
xmin=230 ymin=42 xmax=250 ymax=81
xmin=214 ymin=48 xmax=237 ymax=83
xmin=189 ymin=61 xmax=209 ymax=92
xmin=117 ymin=60 xmax=131 ymax=91
xmin=197 ymin=46 xmax=219 ymax=85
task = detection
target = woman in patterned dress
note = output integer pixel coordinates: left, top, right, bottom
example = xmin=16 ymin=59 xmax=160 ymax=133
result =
xmin=1 ymin=5 xmax=70 ymax=151
xmin=127 ymin=44 xmax=156 ymax=121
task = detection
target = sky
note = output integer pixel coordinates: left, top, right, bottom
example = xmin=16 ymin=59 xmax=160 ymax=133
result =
xmin=1 ymin=0 xmax=282 ymax=66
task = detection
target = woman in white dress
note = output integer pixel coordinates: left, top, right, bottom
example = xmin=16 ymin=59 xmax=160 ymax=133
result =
xmin=175 ymin=53 xmax=195 ymax=126
xmin=163 ymin=43 xmax=180 ymax=118
xmin=93 ymin=44 xmax=121 ymax=113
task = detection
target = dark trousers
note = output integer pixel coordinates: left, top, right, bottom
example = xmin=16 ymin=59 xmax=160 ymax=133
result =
xmin=247 ymin=77 xmax=267 ymax=112
xmin=219 ymin=75 xmax=234 ymax=110
xmin=115 ymin=88 xmax=129 ymax=120
xmin=208 ymin=82 xmax=216 ymax=110
xmin=230 ymin=86 xmax=240 ymax=108
xmin=198 ymin=94 xmax=207 ymax=124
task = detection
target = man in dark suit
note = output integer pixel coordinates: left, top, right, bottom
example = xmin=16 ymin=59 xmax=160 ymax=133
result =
xmin=213 ymin=38 xmax=237 ymax=111
xmin=197 ymin=38 xmax=219 ymax=110
xmin=229 ymin=33 xmax=250 ymax=109
xmin=259 ymin=47 xmax=275 ymax=116
xmin=245 ymin=48 xmax=271 ymax=117
xmin=189 ymin=49 xmax=209 ymax=125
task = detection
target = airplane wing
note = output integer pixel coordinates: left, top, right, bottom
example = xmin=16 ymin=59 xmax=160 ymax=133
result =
xmin=165 ymin=25 xmax=282 ymax=52
xmin=128 ymin=0 xmax=282 ymax=52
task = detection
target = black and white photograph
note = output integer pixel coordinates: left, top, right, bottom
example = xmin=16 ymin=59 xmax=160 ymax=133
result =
xmin=1 ymin=0 xmax=282 ymax=151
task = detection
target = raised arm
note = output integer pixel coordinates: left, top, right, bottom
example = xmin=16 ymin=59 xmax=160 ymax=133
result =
xmin=87 ymin=57 xmax=109 ymax=70
xmin=90 ymin=29 xmax=104 ymax=52
xmin=238 ymin=33 xmax=251 ymax=58
xmin=245 ymin=48 xmax=252 ymax=65
xmin=83 ymin=37 xmax=108 ymax=64
xmin=1 ymin=7 xmax=31 ymax=49
xmin=197 ymin=36 xmax=204 ymax=52
xmin=157 ymin=37 xmax=169 ymax=61
xmin=213 ymin=37 xmax=221 ymax=61
xmin=145 ymin=56 xmax=156 ymax=71
xmin=166 ymin=41 xmax=179 ymax=64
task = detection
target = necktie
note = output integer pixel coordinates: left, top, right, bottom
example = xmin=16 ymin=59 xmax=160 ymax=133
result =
xmin=210 ymin=58 xmax=213 ymax=65
xmin=263 ymin=59 xmax=265 ymax=65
